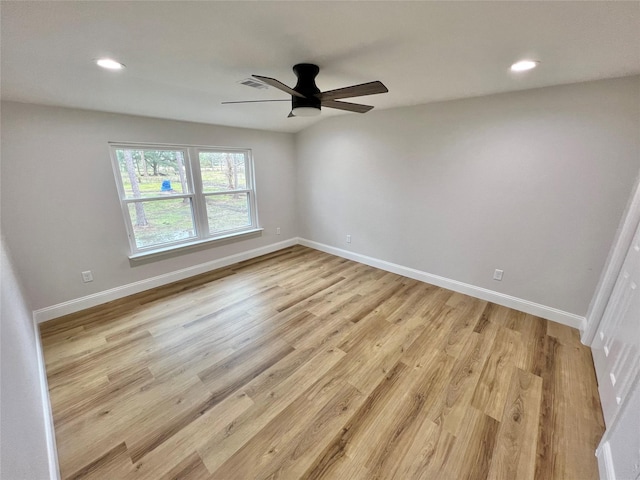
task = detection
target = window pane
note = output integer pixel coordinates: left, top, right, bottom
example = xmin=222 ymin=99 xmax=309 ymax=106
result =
xmin=199 ymin=152 xmax=247 ymax=193
xmin=127 ymin=198 xmax=196 ymax=248
xmin=206 ymin=193 xmax=251 ymax=234
xmin=116 ymin=149 xmax=189 ymax=198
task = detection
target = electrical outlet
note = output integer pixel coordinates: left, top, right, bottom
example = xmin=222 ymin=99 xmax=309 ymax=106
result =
xmin=276 ymin=227 xmax=281 ymax=235
xmin=493 ymin=269 xmax=504 ymax=281
xmin=346 ymin=234 xmax=351 ymax=244
xmin=81 ymin=270 xmax=93 ymax=283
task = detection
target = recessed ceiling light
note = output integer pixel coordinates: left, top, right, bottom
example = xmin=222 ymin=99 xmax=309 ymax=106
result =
xmin=96 ymin=58 xmax=125 ymax=70
xmin=510 ymin=60 xmax=539 ymax=72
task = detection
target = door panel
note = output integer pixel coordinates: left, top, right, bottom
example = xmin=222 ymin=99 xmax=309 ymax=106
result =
xmin=592 ymin=220 xmax=640 ymax=426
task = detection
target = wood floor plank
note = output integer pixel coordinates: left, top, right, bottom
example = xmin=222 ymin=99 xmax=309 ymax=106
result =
xmin=45 ymin=332 xmax=156 ymax=390
xmin=126 ymin=383 xmax=245 ymax=464
xmin=43 ymin=330 xmax=107 ymax=363
xmin=446 ymin=406 xmax=501 ymax=480
xmin=155 ymin=452 xmax=210 ymax=480
xmin=209 ymin=378 xmax=363 ymax=479
xmin=442 ymin=292 xmax=488 ymax=358
xmin=546 ymin=318 xmax=583 ymax=346
xmin=280 ymin=302 xmax=361 ymax=349
xmin=518 ymin=314 xmax=549 ymax=374
xmin=549 ymin=339 xmax=604 ymax=480
xmin=363 ymin=353 xmax=455 ymax=479
xmin=534 ymin=333 xmax=560 ymax=480
xmin=125 ymin=391 xmax=253 ymax=480
xmin=491 ymin=303 xmax=528 ymax=332
xmin=40 ymin=267 xmax=238 ymax=337
xmin=48 ymin=372 xmax=111 ymax=414
xmin=66 ymin=442 xmax=133 ymax=480
xmin=427 ymin=322 xmax=498 ymax=436
xmin=328 ymin=316 xmax=406 ymax=395
xmin=55 ymin=375 xmax=208 ymax=477
xmin=53 ymin=366 xmax=153 ymax=425
xmin=471 ymin=325 xmax=526 ymax=420
xmin=40 ymin=245 xmax=604 ymax=480
xmin=197 ymin=346 xmax=346 ymax=473
xmin=392 ymin=419 xmax=456 ymax=480
xmin=196 ymin=337 xmax=295 ymax=397
xmin=487 ymin=367 xmax=543 ymax=480
xmin=399 ymin=301 xmax=456 ymax=369
xmin=383 ymin=282 xmax=438 ymax=327
xmin=275 ymin=276 xmax=346 ymax=312
xmin=305 ymin=266 xmax=393 ymax=318
xmin=300 ymin=361 xmax=411 ymax=480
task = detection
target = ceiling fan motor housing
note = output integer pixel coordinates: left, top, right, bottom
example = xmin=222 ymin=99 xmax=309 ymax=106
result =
xmin=292 ymin=63 xmax=321 ymax=111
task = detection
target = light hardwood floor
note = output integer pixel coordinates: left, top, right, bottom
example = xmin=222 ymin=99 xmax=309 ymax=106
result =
xmin=40 ymin=245 xmax=604 ymax=479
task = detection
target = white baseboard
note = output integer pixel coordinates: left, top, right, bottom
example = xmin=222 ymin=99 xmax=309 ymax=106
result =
xmin=580 ymin=317 xmax=588 ymax=334
xmin=34 ymin=238 xmax=298 ymax=323
xmin=298 ymin=238 xmax=585 ymax=330
xmin=34 ymin=236 xmax=584 ymax=330
xmin=32 ymin=316 xmax=60 ymax=480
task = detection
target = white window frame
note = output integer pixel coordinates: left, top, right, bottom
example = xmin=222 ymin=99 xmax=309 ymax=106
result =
xmin=109 ymin=142 xmax=260 ymax=259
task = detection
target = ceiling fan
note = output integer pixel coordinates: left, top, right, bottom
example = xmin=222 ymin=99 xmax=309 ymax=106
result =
xmin=222 ymin=63 xmax=388 ymax=117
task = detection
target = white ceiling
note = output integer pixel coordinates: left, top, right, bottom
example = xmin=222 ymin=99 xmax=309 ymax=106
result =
xmin=1 ymin=1 xmax=639 ymax=133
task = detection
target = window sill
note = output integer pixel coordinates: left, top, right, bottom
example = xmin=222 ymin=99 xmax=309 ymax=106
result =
xmin=128 ymin=228 xmax=264 ymax=261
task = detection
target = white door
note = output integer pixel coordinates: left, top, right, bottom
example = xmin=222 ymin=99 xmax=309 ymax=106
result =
xmin=598 ymin=380 xmax=640 ymax=480
xmin=591 ymin=219 xmax=640 ymax=427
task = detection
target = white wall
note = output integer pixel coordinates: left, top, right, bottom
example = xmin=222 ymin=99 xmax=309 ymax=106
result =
xmin=0 ymin=102 xmax=297 ymax=311
xmin=4 ymin=79 xmax=638 ymax=319
xmin=296 ymin=76 xmax=640 ymax=317
xmin=1 ymin=237 xmax=55 ymax=479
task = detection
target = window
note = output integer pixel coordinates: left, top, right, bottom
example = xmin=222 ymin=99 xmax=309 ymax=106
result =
xmin=110 ymin=144 xmax=259 ymax=257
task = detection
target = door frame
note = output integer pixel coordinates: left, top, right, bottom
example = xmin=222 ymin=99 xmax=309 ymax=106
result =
xmin=583 ymin=171 xmax=640 ymax=345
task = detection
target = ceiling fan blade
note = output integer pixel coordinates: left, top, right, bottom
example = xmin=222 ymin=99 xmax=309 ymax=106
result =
xmin=319 ymin=81 xmax=388 ymax=100
xmin=252 ymin=75 xmax=306 ymax=98
xmin=321 ymin=99 xmax=374 ymax=113
xmin=221 ymin=99 xmax=290 ymax=104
